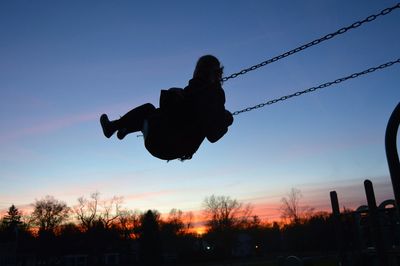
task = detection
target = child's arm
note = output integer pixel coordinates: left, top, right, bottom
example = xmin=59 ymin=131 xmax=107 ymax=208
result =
xmin=206 ymin=110 xmax=233 ymax=143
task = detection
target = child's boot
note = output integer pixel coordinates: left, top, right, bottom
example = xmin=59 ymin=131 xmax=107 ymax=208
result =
xmin=117 ymin=128 xmax=128 ymax=140
xmin=100 ymin=114 xmax=118 ymax=138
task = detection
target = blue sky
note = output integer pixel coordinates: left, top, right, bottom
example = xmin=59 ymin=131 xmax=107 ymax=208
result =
xmin=0 ymin=0 xmax=399 ymax=222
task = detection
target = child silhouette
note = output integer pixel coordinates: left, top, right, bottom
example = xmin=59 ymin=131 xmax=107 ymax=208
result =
xmin=100 ymin=55 xmax=233 ymax=161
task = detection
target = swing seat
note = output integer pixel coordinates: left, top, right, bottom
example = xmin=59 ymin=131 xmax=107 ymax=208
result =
xmin=144 ymin=111 xmax=204 ymax=161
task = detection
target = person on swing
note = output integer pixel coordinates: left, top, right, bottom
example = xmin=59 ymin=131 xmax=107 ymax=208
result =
xmin=100 ymin=55 xmax=234 ymax=161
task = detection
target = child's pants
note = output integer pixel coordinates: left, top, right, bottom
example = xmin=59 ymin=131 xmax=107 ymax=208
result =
xmin=116 ymin=103 xmax=156 ymax=134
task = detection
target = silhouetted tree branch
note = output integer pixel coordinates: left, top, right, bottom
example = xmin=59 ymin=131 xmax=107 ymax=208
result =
xmin=99 ymin=196 xmax=123 ymax=229
xmin=74 ymin=192 xmax=122 ymax=230
xmin=280 ymin=188 xmax=314 ymax=224
xmin=118 ymin=209 xmax=141 ymax=239
xmin=203 ymin=195 xmax=253 ymax=232
xmin=74 ymin=192 xmax=99 ymax=231
xmin=31 ymin=195 xmax=70 ymax=233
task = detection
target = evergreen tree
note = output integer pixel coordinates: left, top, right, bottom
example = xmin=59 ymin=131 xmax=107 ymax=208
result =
xmin=140 ymin=210 xmax=162 ymax=266
xmin=3 ymin=204 xmax=22 ymax=229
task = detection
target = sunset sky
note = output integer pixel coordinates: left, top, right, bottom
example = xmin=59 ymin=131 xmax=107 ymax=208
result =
xmin=1 ymin=1 xmax=399 ymax=224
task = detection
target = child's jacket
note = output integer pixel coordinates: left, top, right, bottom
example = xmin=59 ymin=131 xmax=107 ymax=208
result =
xmin=144 ymin=78 xmax=233 ymax=160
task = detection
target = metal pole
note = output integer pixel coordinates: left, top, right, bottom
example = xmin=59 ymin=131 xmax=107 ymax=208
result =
xmin=330 ymin=191 xmax=340 ymax=216
xmin=385 ymin=102 xmax=400 ymax=212
xmin=364 ymin=179 xmax=388 ymax=266
xmin=330 ymin=191 xmax=346 ymax=266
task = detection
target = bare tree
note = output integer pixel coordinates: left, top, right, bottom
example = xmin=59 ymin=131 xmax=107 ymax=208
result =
xmin=165 ymin=208 xmax=185 ymax=235
xmin=118 ymin=209 xmax=141 ymax=239
xmin=99 ymin=196 xmax=123 ymax=229
xmin=74 ymin=192 xmax=100 ymax=230
xmin=280 ymin=188 xmax=314 ymax=224
xmin=184 ymin=211 xmax=194 ymax=233
xmin=245 ymin=215 xmax=262 ymax=229
xmin=203 ymin=195 xmax=253 ymax=231
xmin=31 ymin=195 xmax=70 ymax=233
xmin=74 ymin=192 xmax=123 ymax=230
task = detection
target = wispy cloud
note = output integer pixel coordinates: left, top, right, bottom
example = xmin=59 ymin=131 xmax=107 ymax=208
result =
xmin=0 ymin=103 xmax=131 ymax=144
xmin=124 ymin=190 xmax=176 ymax=201
xmin=0 ymin=112 xmax=96 ymax=144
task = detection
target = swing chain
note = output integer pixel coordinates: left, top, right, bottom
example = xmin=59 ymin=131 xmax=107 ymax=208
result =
xmin=232 ymin=58 xmax=400 ymax=116
xmin=222 ymin=3 xmax=400 ymax=82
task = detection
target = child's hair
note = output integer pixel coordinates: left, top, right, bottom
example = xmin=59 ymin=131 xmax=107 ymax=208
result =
xmin=193 ymin=55 xmax=224 ymax=84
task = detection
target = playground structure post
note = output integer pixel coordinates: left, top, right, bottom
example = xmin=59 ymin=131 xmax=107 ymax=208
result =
xmin=385 ymin=102 xmax=400 ymax=213
xmin=330 ymin=191 xmax=346 ymax=265
xmin=364 ymin=179 xmax=388 ymax=266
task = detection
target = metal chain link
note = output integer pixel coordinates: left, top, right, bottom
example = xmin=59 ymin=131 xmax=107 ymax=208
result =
xmin=232 ymin=58 xmax=400 ymax=116
xmin=222 ymin=3 xmax=400 ymax=82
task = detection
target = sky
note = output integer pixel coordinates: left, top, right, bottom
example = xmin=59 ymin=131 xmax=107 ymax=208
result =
xmin=0 ymin=0 xmax=399 ymax=224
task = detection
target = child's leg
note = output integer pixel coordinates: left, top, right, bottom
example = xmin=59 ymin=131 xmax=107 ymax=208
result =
xmin=100 ymin=103 xmax=156 ymax=139
xmin=116 ymin=103 xmax=156 ymax=139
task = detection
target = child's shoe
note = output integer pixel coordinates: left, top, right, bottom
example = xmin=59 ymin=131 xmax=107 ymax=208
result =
xmin=100 ymin=114 xmax=117 ymax=138
xmin=117 ymin=128 xmax=128 ymax=140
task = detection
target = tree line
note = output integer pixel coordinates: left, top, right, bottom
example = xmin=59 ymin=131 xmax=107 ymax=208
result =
xmin=0 ymin=189 xmax=338 ymax=265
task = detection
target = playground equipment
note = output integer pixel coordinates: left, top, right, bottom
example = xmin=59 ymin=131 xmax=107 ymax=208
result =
xmin=330 ymin=103 xmax=400 ymax=266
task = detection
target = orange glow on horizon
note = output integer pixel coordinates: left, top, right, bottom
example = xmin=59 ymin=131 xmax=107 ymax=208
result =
xmin=0 ymin=195 xmax=336 ymax=236
xmin=192 ymin=225 xmax=206 ymax=235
